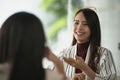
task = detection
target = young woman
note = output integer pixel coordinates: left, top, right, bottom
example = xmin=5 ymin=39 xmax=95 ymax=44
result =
xmin=0 ymin=12 xmax=65 ymax=80
xmin=57 ymin=8 xmax=117 ymax=80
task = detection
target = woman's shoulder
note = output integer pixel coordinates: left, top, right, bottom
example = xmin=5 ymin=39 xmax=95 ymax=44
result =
xmin=98 ymin=47 xmax=112 ymax=58
xmin=99 ymin=46 xmax=111 ymax=52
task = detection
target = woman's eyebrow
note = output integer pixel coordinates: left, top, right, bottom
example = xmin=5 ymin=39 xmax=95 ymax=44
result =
xmin=74 ymin=20 xmax=87 ymax=22
xmin=74 ymin=20 xmax=79 ymax=22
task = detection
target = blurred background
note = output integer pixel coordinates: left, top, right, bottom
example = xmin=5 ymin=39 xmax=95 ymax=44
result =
xmin=0 ymin=0 xmax=120 ymax=79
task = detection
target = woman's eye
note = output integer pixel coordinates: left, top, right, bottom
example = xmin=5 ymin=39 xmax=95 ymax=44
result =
xmin=83 ymin=23 xmax=88 ymax=25
xmin=75 ymin=22 xmax=79 ymax=24
xmin=74 ymin=21 xmax=79 ymax=25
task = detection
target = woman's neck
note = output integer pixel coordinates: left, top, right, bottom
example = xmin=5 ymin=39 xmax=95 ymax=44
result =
xmin=77 ymin=41 xmax=90 ymax=45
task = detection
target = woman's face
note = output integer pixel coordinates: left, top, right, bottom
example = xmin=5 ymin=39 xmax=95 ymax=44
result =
xmin=73 ymin=12 xmax=91 ymax=44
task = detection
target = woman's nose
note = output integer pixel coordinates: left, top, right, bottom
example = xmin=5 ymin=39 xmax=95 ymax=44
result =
xmin=78 ymin=23 xmax=82 ymax=30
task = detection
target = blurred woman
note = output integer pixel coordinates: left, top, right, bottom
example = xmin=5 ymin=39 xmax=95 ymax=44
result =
xmin=0 ymin=12 xmax=65 ymax=80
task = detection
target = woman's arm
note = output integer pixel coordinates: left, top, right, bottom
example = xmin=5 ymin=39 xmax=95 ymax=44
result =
xmin=63 ymin=56 xmax=95 ymax=80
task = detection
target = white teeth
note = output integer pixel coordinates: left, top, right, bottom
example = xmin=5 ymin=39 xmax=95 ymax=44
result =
xmin=76 ymin=32 xmax=84 ymax=36
xmin=77 ymin=32 xmax=83 ymax=34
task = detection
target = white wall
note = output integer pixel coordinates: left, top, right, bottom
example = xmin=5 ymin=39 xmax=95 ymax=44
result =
xmin=0 ymin=0 xmax=49 ymax=28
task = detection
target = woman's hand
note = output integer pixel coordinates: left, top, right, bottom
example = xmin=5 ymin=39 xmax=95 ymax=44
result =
xmin=44 ymin=47 xmax=67 ymax=80
xmin=63 ymin=56 xmax=95 ymax=80
xmin=72 ymin=73 xmax=85 ymax=80
xmin=63 ymin=56 xmax=85 ymax=70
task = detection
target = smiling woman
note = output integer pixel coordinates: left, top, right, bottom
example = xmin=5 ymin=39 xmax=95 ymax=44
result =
xmin=73 ymin=11 xmax=91 ymax=44
xmin=64 ymin=8 xmax=117 ymax=80
xmin=47 ymin=8 xmax=117 ymax=80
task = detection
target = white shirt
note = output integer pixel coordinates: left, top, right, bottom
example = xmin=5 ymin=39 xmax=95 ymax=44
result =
xmin=47 ymin=44 xmax=117 ymax=80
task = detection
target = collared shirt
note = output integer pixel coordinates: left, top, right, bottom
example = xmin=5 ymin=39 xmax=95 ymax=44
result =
xmin=59 ymin=44 xmax=117 ymax=80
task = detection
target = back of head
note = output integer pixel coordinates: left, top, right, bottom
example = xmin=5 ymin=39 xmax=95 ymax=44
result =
xmin=0 ymin=12 xmax=46 ymax=80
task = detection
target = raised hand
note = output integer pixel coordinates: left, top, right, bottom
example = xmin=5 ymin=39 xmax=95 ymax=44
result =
xmin=63 ymin=56 xmax=85 ymax=70
xmin=63 ymin=56 xmax=95 ymax=80
xmin=44 ymin=47 xmax=67 ymax=80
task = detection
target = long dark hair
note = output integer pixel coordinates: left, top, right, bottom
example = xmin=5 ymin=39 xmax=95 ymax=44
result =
xmin=72 ymin=8 xmax=101 ymax=73
xmin=0 ymin=12 xmax=46 ymax=80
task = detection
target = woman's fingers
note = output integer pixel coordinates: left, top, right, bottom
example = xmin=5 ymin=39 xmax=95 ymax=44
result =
xmin=63 ymin=57 xmax=76 ymax=67
xmin=72 ymin=74 xmax=80 ymax=80
xmin=72 ymin=73 xmax=85 ymax=80
xmin=63 ymin=56 xmax=86 ymax=70
xmin=63 ymin=57 xmax=82 ymax=67
xmin=75 ymin=56 xmax=84 ymax=62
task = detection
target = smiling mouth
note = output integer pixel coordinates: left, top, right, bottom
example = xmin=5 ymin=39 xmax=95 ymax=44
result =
xmin=76 ymin=32 xmax=84 ymax=36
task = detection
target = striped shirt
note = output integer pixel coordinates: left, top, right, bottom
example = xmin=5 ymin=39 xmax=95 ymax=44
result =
xmin=58 ymin=44 xmax=117 ymax=80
